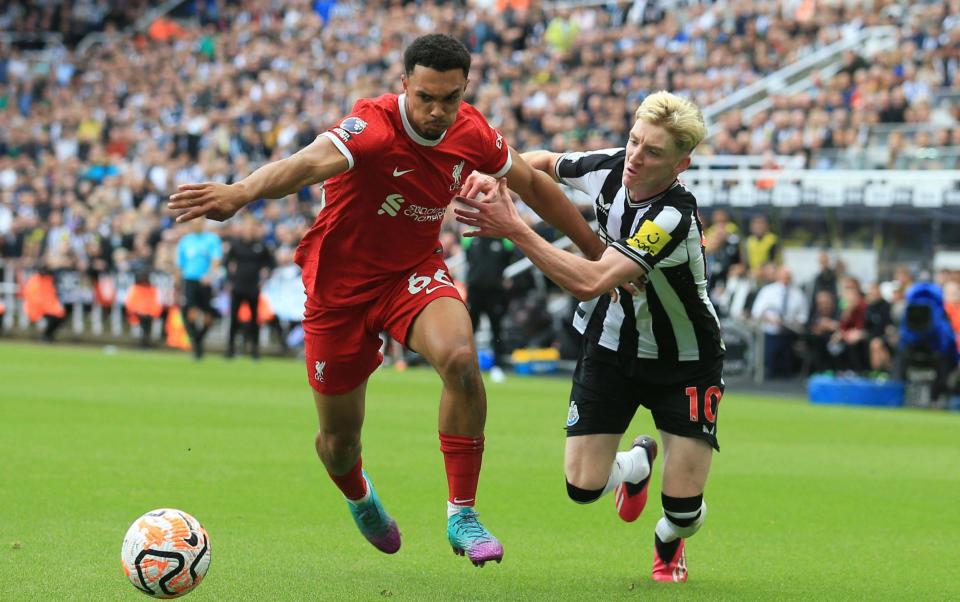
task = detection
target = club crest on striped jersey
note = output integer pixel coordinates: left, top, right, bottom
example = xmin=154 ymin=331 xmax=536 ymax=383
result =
xmin=627 ymin=220 xmax=671 ymax=255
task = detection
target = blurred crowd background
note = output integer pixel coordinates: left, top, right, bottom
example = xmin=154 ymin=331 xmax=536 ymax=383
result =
xmin=1 ymin=0 xmax=958 ymax=399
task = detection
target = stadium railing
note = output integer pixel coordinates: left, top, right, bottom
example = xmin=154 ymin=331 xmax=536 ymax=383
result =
xmin=0 ymin=260 xmax=306 ymax=352
xmin=689 ymin=155 xmax=806 ymax=170
xmin=682 ymin=169 xmax=960 ymax=208
xmin=0 ymin=262 xmax=171 ymax=342
xmin=812 ymin=146 xmax=960 ymax=171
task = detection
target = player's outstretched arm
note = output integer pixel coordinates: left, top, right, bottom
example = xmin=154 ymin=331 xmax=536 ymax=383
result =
xmin=168 ymin=136 xmax=350 ymax=223
xmin=503 ymin=148 xmax=606 ymax=260
xmin=463 ymin=155 xmax=645 ymax=298
xmin=455 ymin=179 xmax=642 ymax=301
xmin=459 ymin=151 xmax=560 ymax=197
xmin=520 ymin=150 xmax=563 ymax=176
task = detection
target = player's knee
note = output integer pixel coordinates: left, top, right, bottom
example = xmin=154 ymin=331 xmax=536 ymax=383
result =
xmin=662 ymin=493 xmax=706 ymax=538
xmin=434 ymin=343 xmax=481 ymax=390
xmin=566 ymin=481 xmax=604 ymax=504
xmin=315 ymin=430 xmax=360 ymax=462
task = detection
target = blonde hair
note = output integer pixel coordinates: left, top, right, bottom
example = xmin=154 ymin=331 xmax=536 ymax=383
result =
xmin=634 ymin=91 xmax=706 ymax=155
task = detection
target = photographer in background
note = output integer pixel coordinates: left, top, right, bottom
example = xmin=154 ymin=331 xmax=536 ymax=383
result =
xmin=896 ymin=282 xmax=959 ymax=406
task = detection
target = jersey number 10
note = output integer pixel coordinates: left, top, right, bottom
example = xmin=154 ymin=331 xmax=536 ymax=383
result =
xmin=686 ymin=385 xmax=722 ymax=424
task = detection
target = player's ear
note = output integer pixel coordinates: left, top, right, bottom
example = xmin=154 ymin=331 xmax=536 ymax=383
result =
xmin=401 ymin=73 xmax=408 ymax=92
xmin=674 ymin=154 xmax=692 ymax=176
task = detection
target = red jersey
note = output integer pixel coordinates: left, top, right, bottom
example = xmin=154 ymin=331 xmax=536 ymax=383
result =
xmin=294 ymin=93 xmax=511 ymax=307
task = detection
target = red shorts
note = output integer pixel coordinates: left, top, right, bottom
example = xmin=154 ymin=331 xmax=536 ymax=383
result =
xmin=302 ymin=254 xmax=462 ymax=395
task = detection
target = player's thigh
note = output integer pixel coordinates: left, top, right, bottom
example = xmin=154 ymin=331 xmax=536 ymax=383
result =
xmin=565 ymin=433 xmax=622 ymax=488
xmin=659 ymin=431 xmax=713 ymax=498
xmin=642 ymin=359 xmax=724 ymax=452
xmin=196 ymin=284 xmax=214 ymax=314
xmin=182 ymin=280 xmax=202 ymax=313
xmin=380 ymin=256 xmax=472 ymax=367
xmin=566 ymin=347 xmax=640 ymax=439
xmin=312 ymin=382 xmax=366 ymax=436
xmin=406 ymin=297 xmax=476 ymax=366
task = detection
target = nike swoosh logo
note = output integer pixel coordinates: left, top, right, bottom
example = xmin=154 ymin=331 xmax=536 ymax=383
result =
xmin=453 ymin=498 xmax=475 ymax=505
xmin=393 ymin=168 xmax=415 ymax=177
xmin=425 ymin=285 xmax=451 ymax=294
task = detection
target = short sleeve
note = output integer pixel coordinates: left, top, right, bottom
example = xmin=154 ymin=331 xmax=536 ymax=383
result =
xmin=320 ymin=100 xmax=387 ymax=171
xmin=176 ymin=239 xmax=186 ymax=268
xmin=554 ymin=148 xmax=624 ymax=196
xmin=209 ymin=234 xmax=224 ymax=261
xmin=612 ymin=205 xmax=690 ymax=273
xmin=474 ymin=122 xmax=512 ymax=178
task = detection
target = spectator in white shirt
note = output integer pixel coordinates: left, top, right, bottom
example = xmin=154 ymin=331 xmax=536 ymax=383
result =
xmin=751 ymin=266 xmax=809 ymax=378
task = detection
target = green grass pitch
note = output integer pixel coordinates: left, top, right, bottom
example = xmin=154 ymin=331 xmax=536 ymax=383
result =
xmin=1 ymin=341 xmax=959 ymax=601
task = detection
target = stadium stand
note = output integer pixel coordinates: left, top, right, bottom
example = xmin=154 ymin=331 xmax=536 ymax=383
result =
xmin=1 ymin=0 xmax=958 ymax=399
xmin=0 ymin=0 xmax=152 ymax=49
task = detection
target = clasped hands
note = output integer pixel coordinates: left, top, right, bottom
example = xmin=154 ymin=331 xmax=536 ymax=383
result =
xmin=453 ymin=172 xmax=646 ymax=299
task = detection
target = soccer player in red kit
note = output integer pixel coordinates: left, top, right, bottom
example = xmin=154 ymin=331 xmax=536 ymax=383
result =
xmin=168 ymin=34 xmax=604 ymax=566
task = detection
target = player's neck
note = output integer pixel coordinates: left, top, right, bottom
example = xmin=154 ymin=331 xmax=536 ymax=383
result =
xmin=411 ymin=123 xmax=444 ymax=141
xmin=398 ymin=94 xmax=449 ymax=145
xmin=627 ymin=179 xmax=677 ymax=203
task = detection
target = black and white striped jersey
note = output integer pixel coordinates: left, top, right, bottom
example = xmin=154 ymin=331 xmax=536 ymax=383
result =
xmin=555 ymin=148 xmax=724 ymax=363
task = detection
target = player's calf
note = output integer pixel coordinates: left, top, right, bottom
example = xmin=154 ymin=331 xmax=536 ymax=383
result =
xmin=566 ymin=435 xmax=653 ymax=506
xmin=615 ymin=435 xmax=657 ymax=521
xmin=566 ymin=481 xmax=604 ymax=504
xmin=652 ymin=493 xmax=706 ymax=583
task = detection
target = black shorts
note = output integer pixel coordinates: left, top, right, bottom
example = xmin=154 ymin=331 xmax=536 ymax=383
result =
xmin=183 ymin=280 xmax=214 ymax=314
xmin=567 ymin=343 xmax=725 ymax=451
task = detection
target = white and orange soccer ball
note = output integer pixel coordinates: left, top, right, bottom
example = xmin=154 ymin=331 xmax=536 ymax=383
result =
xmin=120 ymin=509 xmax=212 ymax=598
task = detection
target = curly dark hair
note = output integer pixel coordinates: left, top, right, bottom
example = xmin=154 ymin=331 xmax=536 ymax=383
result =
xmin=403 ymin=34 xmax=471 ymax=78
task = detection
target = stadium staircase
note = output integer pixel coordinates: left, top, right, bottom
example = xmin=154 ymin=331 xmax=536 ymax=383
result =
xmin=701 ymin=25 xmax=899 ymax=138
xmin=75 ymin=0 xmax=188 ymax=56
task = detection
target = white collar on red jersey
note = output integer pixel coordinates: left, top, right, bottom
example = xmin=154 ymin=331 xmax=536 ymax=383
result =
xmin=398 ymin=94 xmax=448 ymax=147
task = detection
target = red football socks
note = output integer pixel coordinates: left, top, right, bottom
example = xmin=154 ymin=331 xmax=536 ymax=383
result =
xmin=328 ymin=458 xmax=367 ymax=501
xmin=439 ymin=433 xmax=484 ymax=506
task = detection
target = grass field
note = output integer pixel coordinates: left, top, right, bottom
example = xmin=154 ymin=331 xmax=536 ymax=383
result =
xmin=1 ymin=341 xmax=959 ymax=601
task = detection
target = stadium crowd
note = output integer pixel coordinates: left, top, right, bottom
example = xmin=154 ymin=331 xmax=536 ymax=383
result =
xmin=0 ymin=0 xmax=153 ymax=48
xmin=702 ymin=211 xmax=959 ymax=387
xmin=1 ymin=0 xmax=958 ymax=387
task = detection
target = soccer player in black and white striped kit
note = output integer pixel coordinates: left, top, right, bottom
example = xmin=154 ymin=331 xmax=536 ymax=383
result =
xmin=455 ymin=91 xmax=723 ymax=583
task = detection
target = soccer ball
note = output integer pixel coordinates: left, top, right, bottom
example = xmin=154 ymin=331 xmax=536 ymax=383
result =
xmin=120 ymin=508 xmax=212 ymax=598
